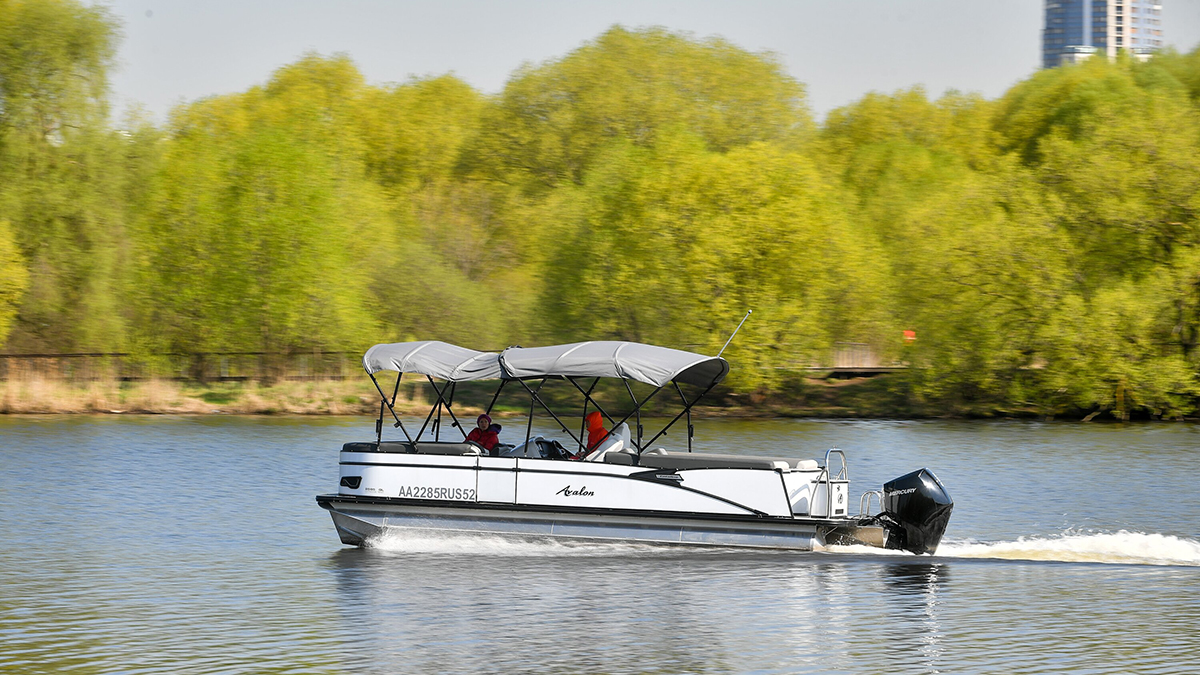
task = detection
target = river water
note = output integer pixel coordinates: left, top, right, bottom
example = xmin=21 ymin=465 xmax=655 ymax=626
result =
xmin=2 ymin=415 xmax=1198 ymax=674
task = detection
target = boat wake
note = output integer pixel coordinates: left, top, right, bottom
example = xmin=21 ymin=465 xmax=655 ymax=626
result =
xmin=830 ymin=530 xmax=1200 ymax=566
xmin=938 ymin=531 xmax=1200 ymax=566
xmin=365 ymin=528 xmax=1200 ymax=566
xmin=365 ymin=530 xmax=672 ymax=557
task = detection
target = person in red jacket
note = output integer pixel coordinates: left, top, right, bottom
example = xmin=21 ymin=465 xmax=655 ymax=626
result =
xmin=584 ymin=411 xmax=609 ymax=455
xmin=466 ymin=414 xmax=500 ymax=455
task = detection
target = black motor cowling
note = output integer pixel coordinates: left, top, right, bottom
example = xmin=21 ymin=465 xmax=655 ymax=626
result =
xmin=881 ymin=468 xmax=953 ymax=555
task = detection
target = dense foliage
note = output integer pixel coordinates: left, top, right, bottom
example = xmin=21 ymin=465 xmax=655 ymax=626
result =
xmin=4 ymin=1 xmax=1200 ymax=417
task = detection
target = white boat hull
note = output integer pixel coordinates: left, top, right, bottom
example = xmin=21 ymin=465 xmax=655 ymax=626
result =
xmin=318 ymin=447 xmax=889 ymax=551
xmin=318 ymin=495 xmax=834 ymax=550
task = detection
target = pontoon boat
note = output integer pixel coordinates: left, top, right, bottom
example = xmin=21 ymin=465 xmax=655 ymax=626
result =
xmin=316 ymin=341 xmax=953 ymax=554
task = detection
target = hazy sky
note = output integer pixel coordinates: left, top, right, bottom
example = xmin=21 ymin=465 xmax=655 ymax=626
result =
xmin=104 ymin=0 xmax=1200 ymax=123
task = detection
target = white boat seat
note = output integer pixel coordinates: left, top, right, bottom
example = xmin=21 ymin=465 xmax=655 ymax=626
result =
xmin=341 ymin=441 xmax=485 ymax=456
xmin=343 ymin=441 xmax=412 ymax=453
xmin=603 ymin=450 xmax=813 ymax=470
xmin=636 ymin=451 xmax=792 ymax=471
xmin=583 ymin=422 xmax=629 ymax=461
xmin=603 ymin=451 xmax=637 ymax=465
xmin=410 ymin=441 xmax=482 ymax=456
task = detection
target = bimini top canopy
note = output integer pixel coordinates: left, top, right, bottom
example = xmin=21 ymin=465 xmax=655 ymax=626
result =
xmin=362 ymin=341 xmax=502 ymax=381
xmin=500 ymin=341 xmax=729 ymax=389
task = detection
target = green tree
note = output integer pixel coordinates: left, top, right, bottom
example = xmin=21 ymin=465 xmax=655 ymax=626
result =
xmin=0 ymin=219 xmax=29 ymax=341
xmin=0 ymin=0 xmax=127 ymax=351
xmin=461 ymin=25 xmax=811 ymax=194
xmin=133 ymin=56 xmax=393 ymax=355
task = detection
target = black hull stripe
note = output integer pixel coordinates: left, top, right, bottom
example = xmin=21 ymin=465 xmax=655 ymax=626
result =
xmin=315 ymin=494 xmax=848 ymax=529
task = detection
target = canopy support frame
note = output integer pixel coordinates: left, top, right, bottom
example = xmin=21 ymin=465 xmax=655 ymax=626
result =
xmin=641 ymin=381 xmax=717 ymax=452
xmin=673 ymin=381 xmax=693 ymax=453
xmin=523 ymin=378 xmax=546 ymax=451
xmin=623 ymin=379 xmax=644 ymax=450
xmin=512 ymin=377 xmax=586 ymax=453
xmin=564 ymin=376 xmax=617 ymax=426
xmin=573 ymin=377 xmax=601 ymax=454
xmin=484 ymin=379 xmax=507 ymax=416
xmin=607 ymin=383 xmax=663 ymax=455
xmin=417 ymin=376 xmax=466 ymax=442
xmin=367 ymin=371 xmax=414 ymax=444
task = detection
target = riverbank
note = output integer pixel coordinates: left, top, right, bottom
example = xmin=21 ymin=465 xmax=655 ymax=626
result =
xmin=0 ymin=375 xmax=894 ymax=417
xmin=0 ymin=378 xmax=394 ymax=415
xmin=1 ymin=375 xmax=1191 ymax=421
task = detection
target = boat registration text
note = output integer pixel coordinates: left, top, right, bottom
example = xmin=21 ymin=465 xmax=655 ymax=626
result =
xmin=398 ymin=486 xmax=476 ymax=500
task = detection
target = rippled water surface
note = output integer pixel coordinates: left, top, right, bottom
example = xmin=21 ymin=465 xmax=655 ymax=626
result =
xmin=3 ymin=415 xmax=1199 ymax=674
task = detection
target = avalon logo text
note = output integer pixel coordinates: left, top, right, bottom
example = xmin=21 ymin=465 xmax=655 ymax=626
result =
xmin=556 ymin=485 xmax=595 ymax=497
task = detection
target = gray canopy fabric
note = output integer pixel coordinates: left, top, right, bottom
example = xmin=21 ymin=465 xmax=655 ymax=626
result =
xmin=499 ymin=341 xmax=728 ymax=388
xmin=362 ymin=341 xmax=503 ymax=381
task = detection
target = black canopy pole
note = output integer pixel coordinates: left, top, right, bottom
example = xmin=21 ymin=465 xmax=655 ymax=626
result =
xmin=565 ymin=376 xmax=615 ymax=426
xmin=484 ymin=379 xmax=507 ymax=416
xmin=609 ymin=385 xmax=663 ymax=454
xmin=368 ymin=371 xmax=414 ymax=444
xmin=444 ymin=381 xmax=466 ymax=438
xmin=642 ymin=381 xmax=717 ymax=451
xmin=523 ymin=378 xmax=546 ymax=450
xmin=673 ymin=381 xmax=693 ymax=453
xmin=390 ymin=372 xmax=402 ymax=406
xmin=623 ymin=379 xmax=643 ymax=450
xmin=376 ymin=399 xmax=384 ymax=444
xmin=414 ymin=380 xmax=442 ymax=442
xmin=568 ymin=376 xmax=601 ymax=454
xmin=513 ymin=377 xmax=586 ymax=450
xmin=424 ymin=376 xmax=468 ymax=441
xmin=439 ymin=379 xmax=460 ymax=437
xmin=579 ymin=391 xmax=588 ymax=454
xmin=433 ymin=382 xmax=443 ymax=441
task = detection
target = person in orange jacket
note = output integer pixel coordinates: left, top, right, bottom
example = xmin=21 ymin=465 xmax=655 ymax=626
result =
xmin=584 ymin=411 xmax=609 ymax=455
xmin=466 ymin=414 xmax=500 ymax=455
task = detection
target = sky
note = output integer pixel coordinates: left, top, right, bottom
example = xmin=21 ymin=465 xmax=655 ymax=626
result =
xmin=103 ymin=0 xmax=1200 ymax=123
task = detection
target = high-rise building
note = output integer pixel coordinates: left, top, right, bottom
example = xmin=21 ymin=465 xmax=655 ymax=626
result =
xmin=1043 ymin=0 xmax=1164 ymax=68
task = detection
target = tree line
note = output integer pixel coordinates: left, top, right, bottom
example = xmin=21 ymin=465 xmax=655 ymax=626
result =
xmin=4 ymin=0 xmax=1200 ymax=417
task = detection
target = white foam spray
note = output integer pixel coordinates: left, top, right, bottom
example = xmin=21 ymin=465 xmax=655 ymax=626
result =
xmin=829 ymin=530 xmax=1200 ymax=566
xmin=366 ymin=528 xmax=1200 ymax=566
xmin=365 ymin=529 xmax=673 ymax=558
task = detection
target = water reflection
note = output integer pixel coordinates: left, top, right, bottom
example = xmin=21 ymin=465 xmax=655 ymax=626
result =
xmin=881 ymin=563 xmax=947 ymax=673
xmin=324 ymin=543 xmax=965 ymax=674
xmin=4 ymin=417 xmax=1200 ymax=674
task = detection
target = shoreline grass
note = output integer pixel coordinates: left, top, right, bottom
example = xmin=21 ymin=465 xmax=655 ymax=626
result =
xmin=2 ymin=375 xmax=1194 ymax=422
xmin=0 ymin=377 xmax=398 ymax=415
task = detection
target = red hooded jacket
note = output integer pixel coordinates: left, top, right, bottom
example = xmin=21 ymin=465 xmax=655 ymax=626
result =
xmin=585 ymin=411 xmax=609 ymax=452
xmin=466 ymin=426 xmax=498 ymax=451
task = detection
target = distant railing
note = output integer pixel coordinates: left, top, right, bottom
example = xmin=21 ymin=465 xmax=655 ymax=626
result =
xmin=0 ymin=352 xmax=359 ymax=383
xmin=805 ymin=342 xmax=906 ymax=375
xmin=832 ymin=342 xmax=879 ymax=369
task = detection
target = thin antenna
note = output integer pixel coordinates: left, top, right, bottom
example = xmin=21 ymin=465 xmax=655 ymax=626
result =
xmin=717 ymin=310 xmax=752 ymax=357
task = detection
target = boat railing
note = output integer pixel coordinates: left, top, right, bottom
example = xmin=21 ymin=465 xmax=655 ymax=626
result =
xmin=815 ymin=449 xmax=847 ymax=518
xmin=859 ymin=490 xmax=883 ymax=517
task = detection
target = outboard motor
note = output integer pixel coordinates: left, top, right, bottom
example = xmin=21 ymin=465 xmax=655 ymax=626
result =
xmin=881 ymin=468 xmax=953 ymax=555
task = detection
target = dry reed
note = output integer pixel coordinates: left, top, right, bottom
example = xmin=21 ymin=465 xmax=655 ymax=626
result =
xmin=0 ymin=376 xmax=435 ymax=415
